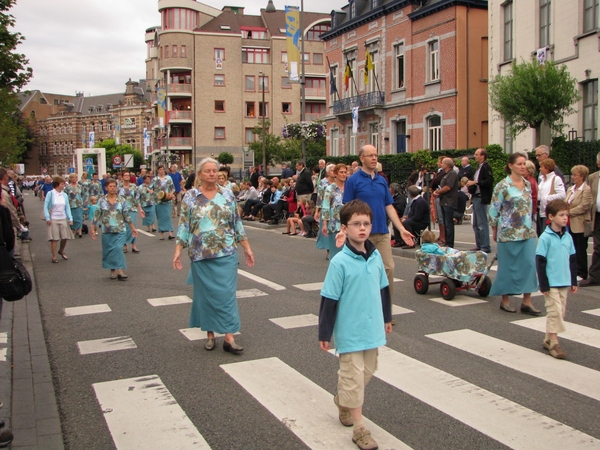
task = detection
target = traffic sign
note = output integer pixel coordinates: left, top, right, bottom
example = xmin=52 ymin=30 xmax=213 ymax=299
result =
xmin=85 ymin=158 xmax=93 ymax=165
xmin=68 ymin=167 xmax=75 ymax=174
xmin=112 ymin=155 xmax=122 ymax=169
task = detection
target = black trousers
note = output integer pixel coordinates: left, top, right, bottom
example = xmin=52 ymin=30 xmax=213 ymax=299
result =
xmin=569 ymin=230 xmax=589 ymax=279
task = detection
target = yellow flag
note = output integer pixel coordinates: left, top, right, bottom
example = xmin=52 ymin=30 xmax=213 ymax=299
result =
xmin=364 ymin=51 xmax=373 ymax=85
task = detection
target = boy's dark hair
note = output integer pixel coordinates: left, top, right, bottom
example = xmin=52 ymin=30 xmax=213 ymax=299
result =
xmin=340 ymin=200 xmax=373 ymax=226
xmin=546 ymin=199 xmax=569 ymax=218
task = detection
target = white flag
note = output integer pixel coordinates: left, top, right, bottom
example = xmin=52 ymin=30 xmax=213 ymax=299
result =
xmin=536 ymin=47 xmax=547 ymax=65
xmin=352 ymin=107 xmax=359 ymax=134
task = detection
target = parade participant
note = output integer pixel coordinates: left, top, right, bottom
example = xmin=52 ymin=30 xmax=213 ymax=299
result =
xmin=316 ymin=164 xmax=335 ymax=259
xmin=488 ymin=152 xmax=541 ymax=315
xmin=321 ymin=163 xmax=348 ymax=261
xmin=138 ymin=175 xmax=156 ymax=232
xmin=118 ymin=172 xmax=144 ymax=253
xmin=91 ymin=178 xmax=137 ymax=280
xmin=87 ymin=196 xmax=99 ymax=235
xmin=173 ymin=158 xmax=255 ymax=354
xmin=65 ymin=173 xmax=84 ymax=238
xmin=43 ymin=176 xmax=73 ymax=264
xmin=152 ymin=165 xmax=175 ymax=240
xmin=169 ymin=164 xmax=183 ymax=218
xmin=88 ymin=173 xmax=103 ymax=200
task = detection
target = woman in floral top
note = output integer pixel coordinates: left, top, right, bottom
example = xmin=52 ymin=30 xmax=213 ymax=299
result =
xmin=315 ymin=164 xmax=335 ymax=257
xmin=138 ymin=174 xmax=156 ymax=232
xmin=65 ymin=173 xmax=85 ymax=238
xmin=118 ymin=172 xmax=144 ymax=253
xmin=152 ymin=165 xmax=175 ymax=240
xmin=173 ymin=158 xmax=254 ymax=354
xmin=92 ymin=178 xmax=137 ymax=280
xmin=488 ymin=152 xmax=541 ymax=315
xmin=321 ymin=163 xmax=348 ymax=260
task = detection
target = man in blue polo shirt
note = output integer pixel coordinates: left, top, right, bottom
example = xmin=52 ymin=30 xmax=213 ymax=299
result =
xmin=169 ymin=164 xmax=183 ymax=217
xmin=342 ymin=145 xmax=413 ymax=294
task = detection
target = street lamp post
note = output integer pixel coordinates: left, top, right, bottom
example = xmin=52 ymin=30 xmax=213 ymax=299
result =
xmin=260 ymin=70 xmax=267 ymax=176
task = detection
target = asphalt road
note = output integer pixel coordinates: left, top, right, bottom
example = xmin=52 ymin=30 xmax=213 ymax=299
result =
xmin=24 ymin=193 xmax=600 ymax=450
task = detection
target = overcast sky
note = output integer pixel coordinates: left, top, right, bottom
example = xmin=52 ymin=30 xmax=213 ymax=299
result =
xmin=11 ymin=0 xmax=345 ymax=96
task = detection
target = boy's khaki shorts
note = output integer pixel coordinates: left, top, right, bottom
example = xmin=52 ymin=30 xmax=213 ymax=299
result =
xmin=338 ymin=348 xmax=378 ymax=409
xmin=545 ymin=287 xmax=568 ymax=334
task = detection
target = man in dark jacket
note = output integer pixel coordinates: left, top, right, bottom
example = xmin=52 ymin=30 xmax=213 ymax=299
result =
xmin=457 ymin=156 xmax=474 ymax=181
xmin=394 ymin=185 xmax=430 ymax=248
xmin=295 ymin=160 xmax=313 ymax=202
xmin=389 ymin=183 xmax=407 ymax=246
xmin=467 ymin=148 xmax=494 ymax=252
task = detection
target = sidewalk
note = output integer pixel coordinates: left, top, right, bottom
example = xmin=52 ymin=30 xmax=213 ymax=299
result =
xmin=0 ymin=239 xmax=64 ymax=450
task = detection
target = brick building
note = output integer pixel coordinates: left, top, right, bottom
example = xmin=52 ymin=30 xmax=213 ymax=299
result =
xmin=488 ymin=0 xmax=599 ymax=151
xmin=145 ymin=0 xmax=331 ymax=172
xmin=322 ymin=0 xmax=488 ymax=156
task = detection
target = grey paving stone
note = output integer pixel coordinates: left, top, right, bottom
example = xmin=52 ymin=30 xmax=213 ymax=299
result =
xmin=32 ymin=390 xmax=56 ymax=406
xmin=11 ymin=398 xmax=34 ymax=415
xmin=12 ymin=366 xmax=33 ymax=379
xmin=31 ymin=355 xmax=49 ymax=374
xmin=33 ymin=382 xmax=54 ymax=395
xmin=29 ymin=345 xmax=48 ymax=357
xmin=36 ymin=417 xmax=61 ymax=436
xmin=11 ymin=412 xmax=36 ymax=429
xmin=37 ymin=433 xmax=65 ymax=450
xmin=9 ymin=428 xmax=37 ymax=447
xmin=34 ymin=403 xmax=59 ymax=420
xmin=32 ymin=372 xmax=53 ymax=384
xmin=12 ymin=378 xmax=32 ymax=392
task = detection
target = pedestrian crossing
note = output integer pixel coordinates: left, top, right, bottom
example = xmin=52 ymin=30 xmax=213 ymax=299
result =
xmin=0 ymin=332 xmax=7 ymax=362
xmin=59 ymin=273 xmax=600 ymax=449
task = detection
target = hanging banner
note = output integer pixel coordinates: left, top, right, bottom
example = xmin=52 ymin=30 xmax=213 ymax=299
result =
xmin=88 ymin=131 xmax=95 ymax=149
xmin=143 ymin=128 xmax=150 ymax=159
xmin=156 ymin=86 xmax=166 ymax=128
xmin=352 ymin=107 xmax=359 ymax=134
xmin=285 ymin=6 xmax=301 ymax=82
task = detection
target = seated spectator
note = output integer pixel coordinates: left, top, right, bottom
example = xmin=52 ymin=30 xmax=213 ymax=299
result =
xmin=244 ymin=180 xmax=271 ymax=220
xmin=301 ymin=200 xmax=317 ymax=237
xmin=283 ymin=197 xmax=308 ymax=235
xmin=389 ymin=183 xmax=407 ymax=245
xmin=262 ymin=183 xmax=284 ymax=223
xmin=394 ymin=185 xmax=430 ymax=249
xmin=453 ymin=190 xmax=468 ymax=224
xmin=238 ymin=181 xmax=258 ymax=217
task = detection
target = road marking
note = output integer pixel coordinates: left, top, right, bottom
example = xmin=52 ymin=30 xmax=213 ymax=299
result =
xmin=179 ymin=328 xmax=240 ymax=341
xmin=0 ymin=332 xmax=7 ymax=344
xmin=427 ymin=329 xmax=600 ymax=402
xmin=269 ymin=314 xmax=318 ymax=329
xmin=221 ymin=357 xmax=411 ymax=450
xmin=512 ymin=317 xmax=600 ymax=349
xmin=490 ymin=265 xmax=497 ymax=271
xmin=0 ymin=348 xmax=6 ymax=361
xmin=147 ymin=295 xmax=192 ymax=307
xmin=237 ymin=288 xmax=268 ymax=298
xmin=238 ymin=270 xmax=286 ymax=291
xmin=136 ymin=229 xmax=155 ymax=237
xmin=346 ymin=346 xmax=600 ymax=449
xmin=513 ymin=291 xmax=544 ymax=298
xmin=392 ymin=305 xmax=414 ymax=315
xmin=78 ymin=336 xmax=137 ymax=355
xmin=429 ymin=295 xmax=487 ymax=306
xmin=93 ymin=374 xmax=210 ymax=449
xmin=583 ymin=308 xmax=600 ymax=317
xmin=293 ymin=282 xmax=323 ymax=291
xmin=65 ymin=304 xmax=112 ymax=316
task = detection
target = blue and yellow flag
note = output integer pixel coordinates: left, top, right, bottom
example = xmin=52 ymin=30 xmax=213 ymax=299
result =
xmin=285 ymin=6 xmax=301 ymax=82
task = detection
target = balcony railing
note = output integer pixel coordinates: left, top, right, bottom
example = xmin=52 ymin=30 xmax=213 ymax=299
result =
xmin=305 ymin=87 xmax=326 ymax=98
xmin=167 ymin=83 xmax=192 ymax=94
xmin=304 ymin=112 xmax=324 ymax=121
xmin=168 ymin=110 xmax=192 ymax=121
xmin=160 ymin=137 xmax=192 ymax=148
xmin=333 ymin=91 xmax=385 ymax=114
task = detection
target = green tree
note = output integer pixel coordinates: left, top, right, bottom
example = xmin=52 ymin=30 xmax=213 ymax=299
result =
xmin=0 ymin=0 xmax=33 ymax=163
xmin=94 ymin=139 xmax=145 ymax=172
xmin=217 ymin=152 xmax=234 ymax=165
xmin=489 ymin=60 xmax=581 ymax=145
xmin=248 ymin=120 xmax=285 ymax=171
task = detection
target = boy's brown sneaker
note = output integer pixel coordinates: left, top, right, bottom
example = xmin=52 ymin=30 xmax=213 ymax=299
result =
xmin=543 ymin=339 xmax=551 ymax=350
xmin=333 ymin=395 xmax=353 ymax=427
xmin=549 ymin=343 xmax=567 ymax=359
xmin=352 ymin=427 xmax=378 ymax=450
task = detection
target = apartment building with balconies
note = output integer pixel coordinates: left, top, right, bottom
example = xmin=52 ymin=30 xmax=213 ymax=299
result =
xmin=322 ymin=0 xmax=488 ymax=156
xmin=489 ymin=0 xmax=599 ymax=151
xmin=145 ymin=0 xmax=330 ymax=170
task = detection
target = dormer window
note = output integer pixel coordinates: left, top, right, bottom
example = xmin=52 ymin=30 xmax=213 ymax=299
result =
xmin=220 ymin=25 xmax=231 ymax=30
xmin=372 ymin=0 xmax=378 ymax=8
xmin=350 ymin=0 xmax=356 ymax=19
xmin=331 ymin=11 xmax=336 ymax=27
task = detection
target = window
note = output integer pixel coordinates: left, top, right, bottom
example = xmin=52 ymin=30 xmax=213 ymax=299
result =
xmin=504 ymin=121 xmax=513 ymax=153
xmin=372 ymin=0 xmax=378 ymax=7
xmin=584 ymin=0 xmax=599 ymax=32
xmin=369 ymin=123 xmax=379 ymax=150
xmin=214 ymin=74 xmax=225 ymax=86
xmin=313 ymin=53 xmax=323 ymax=65
xmin=540 ymin=0 xmax=551 ymax=47
xmin=331 ymin=129 xmax=339 ymax=156
xmin=243 ymin=29 xmax=267 ymax=39
xmin=428 ymin=40 xmax=439 ymax=81
xmin=329 ymin=66 xmax=338 ymax=103
xmin=348 ymin=126 xmax=357 ymax=155
xmin=394 ymin=43 xmax=405 ymax=89
xmin=344 ymin=58 xmax=357 ymax=97
xmin=181 ymin=45 xmax=186 ymax=58
xmin=307 ymin=24 xmax=331 ymax=41
xmin=246 ymin=102 xmax=256 ymax=117
xmin=281 ymin=51 xmax=288 ymax=63
xmin=428 ymin=115 xmax=442 ymax=151
xmin=162 ymin=7 xmax=199 ymax=30
xmin=214 ymin=48 xmax=225 ymax=60
xmin=214 ymin=100 xmax=225 ymax=112
xmin=245 ymin=75 xmax=255 ymax=91
xmin=281 ymin=77 xmax=291 ymax=89
xmin=258 ymin=76 xmax=269 ymax=91
xmin=305 ymin=103 xmax=325 ymax=120
xmin=282 ymin=102 xmax=292 ymax=114
xmin=583 ymin=80 xmax=598 ymax=141
xmin=160 ymin=46 xmax=163 ymax=59
xmin=503 ymin=2 xmax=513 ymax=61
xmin=165 ymin=45 xmax=169 ymax=58
xmin=82 ymin=124 xmax=86 ymax=133
xmin=214 ymin=127 xmax=225 ymax=139
xmin=305 ymin=78 xmax=326 ymax=96
xmin=350 ymin=0 xmax=356 ymax=19
xmin=366 ymin=51 xmax=378 ymax=93
xmin=245 ymin=128 xmax=258 ymax=143
xmin=302 ymin=53 xmax=310 ymax=64
xmin=259 ymin=102 xmax=269 ymax=117
xmin=242 ymin=48 xmax=270 ymax=64
xmin=172 ymin=45 xmax=178 ymax=58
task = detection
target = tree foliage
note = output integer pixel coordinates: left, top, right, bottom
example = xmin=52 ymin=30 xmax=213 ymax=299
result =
xmin=217 ymin=152 xmax=234 ymax=165
xmin=489 ymin=60 xmax=581 ymax=141
xmin=94 ymin=139 xmax=145 ymax=172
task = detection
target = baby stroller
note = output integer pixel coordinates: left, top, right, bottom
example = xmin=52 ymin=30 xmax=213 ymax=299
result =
xmin=413 ymin=249 xmax=495 ymax=300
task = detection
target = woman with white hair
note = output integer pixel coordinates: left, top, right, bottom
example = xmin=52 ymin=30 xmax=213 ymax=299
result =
xmin=315 ymin=164 xmax=335 ymax=259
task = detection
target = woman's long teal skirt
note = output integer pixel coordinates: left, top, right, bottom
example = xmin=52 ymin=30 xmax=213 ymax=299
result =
xmin=142 ymin=205 xmax=155 ymax=227
xmin=102 ymin=232 xmax=127 ymax=270
xmin=125 ymin=211 xmax=137 ymax=244
xmin=489 ymin=238 xmax=538 ymax=296
xmin=70 ymin=207 xmax=83 ymax=231
xmin=189 ymin=253 xmax=240 ymax=334
xmin=155 ymin=203 xmax=173 ymax=232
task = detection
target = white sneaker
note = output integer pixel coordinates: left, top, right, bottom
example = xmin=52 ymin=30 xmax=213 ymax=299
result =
xmin=577 ymin=276 xmax=584 ymax=282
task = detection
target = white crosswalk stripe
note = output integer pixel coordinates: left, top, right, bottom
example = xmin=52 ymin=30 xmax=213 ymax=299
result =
xmin=428 ymin=295 xmax=487 ymax=306
xmin=135 ymin=229 xmax=155 ymax=237
xmin=179 ymin=328 xmax=240 ymax=341
xmin=269 ymin=314 xmax=318 ymax=329
xmin=64 ymin=304 xmax=112 ymax=316
xmin=583 ymin=308 xmax=600 ymax=317
xmin=238 ymin=269 xmax=286 ymax=290
xmin=147 ymin=295 xmax=192 ymax=307
xmin=221 ymin=357 xmax=412 ymax=450
xmin=77 ymin=336 xmax=137 ymax=355
xmin=294 ymin=278 xmax=403 ymax=292
xmin=427 ymin=329 xmax=600 ymax=401
xmin=512 ymin=317 xmax=600 ymax=350
xmin=93 ymin=375 xmax=210 ymax=449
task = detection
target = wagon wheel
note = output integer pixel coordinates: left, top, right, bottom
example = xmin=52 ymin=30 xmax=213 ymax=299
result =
xmin=414 ymin=274 xmax=429 ymax=295
xmin=477 ymin=275 xmax=492 ymax=297
xmin=440 ymin=279 xmax=456 ymax=300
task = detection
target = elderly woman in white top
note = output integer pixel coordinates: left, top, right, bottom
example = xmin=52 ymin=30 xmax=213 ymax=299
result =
xmin=43 ymin=176 xmax=74 ymax=263
xmin=537 ymin=158 xmax=565 ymax=236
